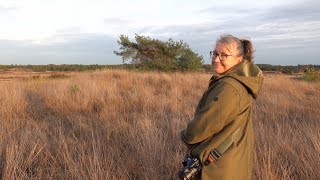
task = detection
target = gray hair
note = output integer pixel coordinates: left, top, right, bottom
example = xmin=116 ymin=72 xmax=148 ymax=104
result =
xmin=216 ymin=34 xmax=254 ymax=61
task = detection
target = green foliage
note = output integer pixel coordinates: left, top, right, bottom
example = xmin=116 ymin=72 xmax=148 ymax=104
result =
xmin=114 ymin=34 xmax=203 ymax=71
xmin=304 ymin=69 xmax=320 ymax=82
xmin=257 ymin=64 xmax=320 ymax=74
xmin=1 ymin=62 xmax=318 ymax=74
xmin=0 ymin=64 xmax=114 ymax=72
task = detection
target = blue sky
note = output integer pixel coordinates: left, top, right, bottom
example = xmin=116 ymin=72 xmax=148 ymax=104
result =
xmin=0 ymin=0 xmax=319 ymax=65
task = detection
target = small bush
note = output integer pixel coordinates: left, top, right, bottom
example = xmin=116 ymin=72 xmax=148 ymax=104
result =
xmin=304 ymin=70 xmax=320 ymax=82
xmin=49 ymin=73 xmax=67 ymax=79
xmin=31 ymin=75 xmax=41 ymax=80
xmin=70 ymin=84 xmax=80 ymax=94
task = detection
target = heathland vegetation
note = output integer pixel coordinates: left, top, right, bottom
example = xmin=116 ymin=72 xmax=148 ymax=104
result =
xmin=1 ymin=63 xmax=320 ymax=82
xmin=0 ymin=70 xmax=319 ymax=179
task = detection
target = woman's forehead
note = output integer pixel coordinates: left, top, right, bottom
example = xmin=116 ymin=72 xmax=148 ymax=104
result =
xmin=215 ymin=42 xmax=237 ymax=53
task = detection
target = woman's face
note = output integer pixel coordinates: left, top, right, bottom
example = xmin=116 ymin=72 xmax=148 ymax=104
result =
xmin=212 ymin=42 xmax=243 ymax=74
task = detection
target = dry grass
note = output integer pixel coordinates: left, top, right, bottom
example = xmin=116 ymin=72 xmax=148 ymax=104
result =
xmin=253 ymin=74 xmax=320 ymax=180
xmin=0 ymin=70 xmax=319 ymax=179
xmin=0 ymin=68 xmax=74 ymax=81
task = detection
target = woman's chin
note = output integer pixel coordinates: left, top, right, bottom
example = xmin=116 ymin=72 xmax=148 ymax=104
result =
xmin=213 ymin=67 xmax=225 ymax=74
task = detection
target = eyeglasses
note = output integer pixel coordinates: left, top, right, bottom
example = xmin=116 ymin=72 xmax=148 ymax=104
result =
xmin=210 ymin=51 xmax=233 ymax=61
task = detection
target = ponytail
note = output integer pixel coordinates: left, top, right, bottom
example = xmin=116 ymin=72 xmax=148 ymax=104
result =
xmin=240 ymin=39 xmax=254 ymax=62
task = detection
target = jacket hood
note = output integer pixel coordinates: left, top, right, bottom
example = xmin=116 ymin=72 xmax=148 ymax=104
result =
xmin=211 ymin=60 xmax=264 ymax=99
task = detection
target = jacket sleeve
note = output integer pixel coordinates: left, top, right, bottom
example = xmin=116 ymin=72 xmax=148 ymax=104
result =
xmin=180 ymin=81 xmax=240 ymax=145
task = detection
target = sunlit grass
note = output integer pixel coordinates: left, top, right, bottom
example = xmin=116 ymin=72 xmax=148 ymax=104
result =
xmin=0 ymin=70 xmax=319 ymax=179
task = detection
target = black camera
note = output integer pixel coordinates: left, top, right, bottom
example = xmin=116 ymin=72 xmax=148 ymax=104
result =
xmin=178 ymin=157 xmax=201 ymax=180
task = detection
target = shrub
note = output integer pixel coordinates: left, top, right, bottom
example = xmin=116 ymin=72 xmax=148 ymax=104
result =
xmin=304 ymin=70 xmax=320 ymax=82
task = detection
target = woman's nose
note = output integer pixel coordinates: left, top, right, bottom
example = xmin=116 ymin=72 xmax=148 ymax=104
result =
xmin=212 ymin=55 xmax=220 ymax=63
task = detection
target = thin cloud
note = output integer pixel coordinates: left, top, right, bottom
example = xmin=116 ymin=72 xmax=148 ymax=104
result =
xmin=0 ymin=34 xmax=121 ymax=65
xmin=0 ymin=0 xmax=319 ymax=65
xmin=260 ymin=0 xmax=320 ymax=21
xmin=104 ymin=17 xmax=134 ymax=25
xmin=0 ymin=5 xmax=19 ymax=13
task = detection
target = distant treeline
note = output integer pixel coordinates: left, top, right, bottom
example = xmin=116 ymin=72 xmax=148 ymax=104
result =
xmin=0 ymin=64 xmax=127 ymax=72
xmin=1 ymin=64 xmax=320 ymax=74
xmin=0 ymin=64 xmax=179 ymax=72
xmin=203 ymin=64 xmax=320 ymax=74
xmin=256 ymin=64 xmax=320 ymax=74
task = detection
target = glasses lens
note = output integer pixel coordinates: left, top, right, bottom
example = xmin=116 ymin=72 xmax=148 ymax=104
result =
xmin=211 ymin=51 xmax=231 ymax=60
xmin=220 ymin=54 xmax=227 ymax=60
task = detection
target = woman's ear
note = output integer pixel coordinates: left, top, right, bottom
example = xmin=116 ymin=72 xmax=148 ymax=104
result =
xmin=237 ymin=56 xmax=243 ymax=63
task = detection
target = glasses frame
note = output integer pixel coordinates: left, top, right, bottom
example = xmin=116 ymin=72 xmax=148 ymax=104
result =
xmin=210 ymin=51 xmax=234 ymax=61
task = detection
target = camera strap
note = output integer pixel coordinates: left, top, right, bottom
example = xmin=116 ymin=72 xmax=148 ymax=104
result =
xmin=205 ymin=127 xmax=241 ymax=165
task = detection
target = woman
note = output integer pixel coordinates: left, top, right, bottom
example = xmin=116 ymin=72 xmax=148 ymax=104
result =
xmin=180 ymin=34 xmax=263 ymax=180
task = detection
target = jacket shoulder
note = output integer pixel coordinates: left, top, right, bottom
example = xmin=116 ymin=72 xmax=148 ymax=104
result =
xmin=218 ymin=77 xmax=247 ymax=95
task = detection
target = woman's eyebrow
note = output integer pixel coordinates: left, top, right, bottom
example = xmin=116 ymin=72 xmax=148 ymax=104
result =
xmin=214 ymin=51 xmax=228 ymax=54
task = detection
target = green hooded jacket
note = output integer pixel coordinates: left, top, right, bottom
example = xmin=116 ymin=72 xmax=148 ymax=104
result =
xmin=180 ymin=60 xmax=263 ymax=180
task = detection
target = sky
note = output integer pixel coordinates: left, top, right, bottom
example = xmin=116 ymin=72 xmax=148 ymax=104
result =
xmin=0 ymin=0 xmax=319 ymax=65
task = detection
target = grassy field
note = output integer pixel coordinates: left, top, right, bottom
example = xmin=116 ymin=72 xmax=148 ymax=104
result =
xmin=0 ymin=70 xmax=319 ymax=179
